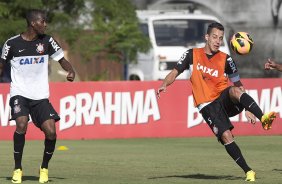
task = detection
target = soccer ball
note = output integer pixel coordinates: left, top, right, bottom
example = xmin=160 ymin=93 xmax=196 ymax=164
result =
xmin=230 ymin=32 xmax=254 ymax=55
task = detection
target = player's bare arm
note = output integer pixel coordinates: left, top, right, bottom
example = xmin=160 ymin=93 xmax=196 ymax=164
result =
xmin=157 ymin=68 xmax=179 ymax=99
xmin=58 ymin=58 xmax=75 ymax=82
xmin=265 ymin=58 xmax=282 ymax=72
xmin=233 ymin=80 xmax=245 ymax=92
xmin=233 ymin=80 xmax=256 ymax=124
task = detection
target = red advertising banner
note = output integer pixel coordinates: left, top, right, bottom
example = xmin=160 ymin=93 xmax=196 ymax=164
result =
xmin=0 ymin=79 xmax=281 ymax=140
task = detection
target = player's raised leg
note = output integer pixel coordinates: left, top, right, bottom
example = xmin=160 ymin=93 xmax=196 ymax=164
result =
xmin=230 ymin=87 xmax=277 ymax=130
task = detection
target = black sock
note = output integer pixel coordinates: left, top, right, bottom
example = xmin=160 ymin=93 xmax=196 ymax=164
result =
xmin=224 ymin=141 xmax=251 ymax=173
xmin=14 ymin=131 xmax=25 ymax=170
xmin=41 ymin=139 xmax=56 ymax=169
xmin=240 ymin=93 xmax=263 ymax=120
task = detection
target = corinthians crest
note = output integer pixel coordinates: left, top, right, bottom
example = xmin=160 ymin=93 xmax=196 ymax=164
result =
xmin=14 ymin=105 xmax=21 ymax=114
xmin=36 ymin=43 xmax=44 ymax=54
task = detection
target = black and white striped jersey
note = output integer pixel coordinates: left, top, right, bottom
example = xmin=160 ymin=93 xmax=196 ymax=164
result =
xmin=0 ymin=34 xmax=64 ymax=100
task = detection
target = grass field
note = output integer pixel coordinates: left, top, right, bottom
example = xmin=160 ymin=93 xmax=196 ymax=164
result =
xmin=0 ymin=136 xmax=282 ymax=184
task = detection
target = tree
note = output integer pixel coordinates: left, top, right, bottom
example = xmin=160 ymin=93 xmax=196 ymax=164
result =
xmin=81 ymin=0 xmax=150 ymax=61
xmin=0 ymin=0 xmax=151 ymax=80
xmin=69 ymin=0 xmax=151 ymax=80
xmin=0 ymin=0 xmax=85 ymax=44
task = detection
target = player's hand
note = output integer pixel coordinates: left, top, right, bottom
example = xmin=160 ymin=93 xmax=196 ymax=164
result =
xmin=265 ymin=58 xmax=276 ymax=70
xmin=245 ymin=110 xmax=256 ymax=124
xmin=67 ymin=71 xmax=75 ymax=82
xmin=156 ymin=85 xmax=166 ymax=99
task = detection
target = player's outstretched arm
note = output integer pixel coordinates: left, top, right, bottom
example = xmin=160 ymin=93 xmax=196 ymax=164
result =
xmin=58 ymin=58 xmax=75 ymax=82
xmin=157 ymin=69 xmax=179 ymax=99
xmin=265 ymin=58 xmax=282 ymax=72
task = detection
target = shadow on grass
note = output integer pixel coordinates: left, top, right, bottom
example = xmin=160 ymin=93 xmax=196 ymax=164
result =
xmin=3 ymin=176 xmax=66 ymax=182
xmin=273 ymin=168 xmax=282 ymax=173
xmin=148 ymin=173 xmax=242 ymax=180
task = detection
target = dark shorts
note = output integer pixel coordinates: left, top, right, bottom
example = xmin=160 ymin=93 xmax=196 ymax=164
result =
xmin=200 ymin=87 xmax=244 ymax=143
xmin=10 ymin=95 xmax=60 ymax=128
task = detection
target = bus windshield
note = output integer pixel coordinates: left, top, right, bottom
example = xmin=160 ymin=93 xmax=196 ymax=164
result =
xmin=153 ymin=19 xmax=222 ymax=47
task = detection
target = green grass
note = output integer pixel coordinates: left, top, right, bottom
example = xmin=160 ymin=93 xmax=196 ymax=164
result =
xmin=1 ymin=136 xmax=282 ymax=184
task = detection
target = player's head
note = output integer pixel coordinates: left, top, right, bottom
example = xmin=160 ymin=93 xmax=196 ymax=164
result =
xmin=26 ymin=9 xmax=47 ymax=35
xmin=205 ymin=22 xmax=224 ymax=54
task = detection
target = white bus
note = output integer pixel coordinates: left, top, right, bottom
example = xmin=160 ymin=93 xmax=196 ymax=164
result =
xmin=128 ymin=10 xmax=230 ymax=81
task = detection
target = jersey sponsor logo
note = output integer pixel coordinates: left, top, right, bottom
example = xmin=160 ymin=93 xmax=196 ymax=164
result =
xmin=18 ymin=49 xmax=25 ymax=53
xmin=19 ymin=57 xmax=45 ymax=65
xmin=227 ymin=57 xmax=237 ymax=73
xmin=196 ymin=63 xmax=219 ymax=77
xmin=36 ymin=43 xmax=45 ymax=54
xmin=2 ymin=44 xmax=11 ymax=60
xmin=49 ymin=37 xmax=60 ymax=52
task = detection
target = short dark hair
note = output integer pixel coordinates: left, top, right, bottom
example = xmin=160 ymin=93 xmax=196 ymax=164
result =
xmin=207 ymin=22 xmax=224 ymax=35
xmin=26 ymin=9 xmax=46 ymax=26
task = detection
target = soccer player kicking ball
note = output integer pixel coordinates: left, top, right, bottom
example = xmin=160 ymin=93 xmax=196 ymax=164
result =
xmin=157 ymin=22 xmax=276 ymax=182
xmin=0 ymin=9 xmax=75 ymax=183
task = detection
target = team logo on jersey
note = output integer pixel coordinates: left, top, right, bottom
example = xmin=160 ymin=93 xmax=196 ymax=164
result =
xmin=14 ymin=105 xmax=21 ymax=114
xmin=36 ymin=43 xmax=45 ymax=54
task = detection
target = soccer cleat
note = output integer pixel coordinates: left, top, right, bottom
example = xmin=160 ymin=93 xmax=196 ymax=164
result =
xmin=261 ymin=112 xmax=277 ymax=130
xmin=245 ymin=170 xmax=256 ymax=182
xmin=39 ymin=167 xmax=49 ymax=183
xmin=11 ymin=169 xmax=22 ymax=183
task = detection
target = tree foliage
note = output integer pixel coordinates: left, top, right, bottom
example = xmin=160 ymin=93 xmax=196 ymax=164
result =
xmin=0 ymin=0 xmax=150 ymax=64
xmin=70 ymin=0 xmax=151 ymax=63
xmin=0 ymin=0 xmax=85 ymax=44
